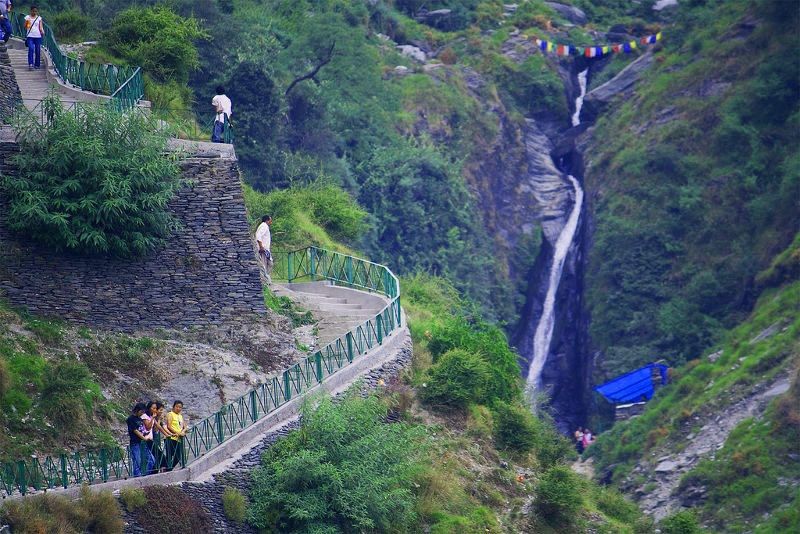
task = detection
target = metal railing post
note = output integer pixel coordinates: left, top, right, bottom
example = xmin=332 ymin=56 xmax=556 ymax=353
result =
xmin=288 ymin=252 xmax=295 ymax=282
xmin=315 ymin=352 xmax=323 ymax=382
xmin=17 ymin=461 xmax=26 ymax=495
xmin=346 ymin=332 xmax=355 ymax=362
xmin=283 ymin=370 xmax=291 ymax=401
xmin=60 ymin=453 xmax=68 ymax=488
xmin=250 ymin=390 xmax=258 ymax=422
xmin=216 ymin=411 xmax=225 ymax=444
xmin=377 ymin=315 xmax=384 ymax=345
xmin=97 ymin=448 xmax=107 ymax=482
xmin=310 ymin=247 xmax=316 ymax=280
xmin=346 ymin=256 xmax=354 ymax=285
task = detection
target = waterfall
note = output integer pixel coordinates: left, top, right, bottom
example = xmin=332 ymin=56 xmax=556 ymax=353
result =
xmin=526 ymin=69 xmax=588 ymax=390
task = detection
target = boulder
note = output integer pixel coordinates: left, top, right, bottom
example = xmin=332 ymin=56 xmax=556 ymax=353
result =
xmin=582 ymin=52 xmax=655 ymax=122
xmin=653 ymin=0 xmax=679 ymax=11
xmin=393 ymin=65 xmax=411 ymax=76
xmin=545 ymin=2 xmax=587 ymax=25
xmin=655 ymin=460 xmax=679 ymax=473
xmin=396 ymin=45 xmax=427 ymax=62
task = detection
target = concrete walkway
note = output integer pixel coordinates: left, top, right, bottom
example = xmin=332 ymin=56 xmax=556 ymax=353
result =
xmin=6 ymin=38 xmax=115 ymax=112
xmin=273 ymin=281 xmax=389 ymax=349
xmin=7 ymin=281 xmax=409 ymax=499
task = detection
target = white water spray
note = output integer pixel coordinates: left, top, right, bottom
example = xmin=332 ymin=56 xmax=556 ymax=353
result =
xmin=526 ymin=69 xmax=587 ymax=390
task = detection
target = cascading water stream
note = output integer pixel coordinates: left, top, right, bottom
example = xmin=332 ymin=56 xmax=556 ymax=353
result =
xmin=526 ymin=69 xmax=587 ymax=390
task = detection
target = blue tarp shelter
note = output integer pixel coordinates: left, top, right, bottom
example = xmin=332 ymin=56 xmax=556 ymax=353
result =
xmin=594 ymin=363 xmax=669 ymax=404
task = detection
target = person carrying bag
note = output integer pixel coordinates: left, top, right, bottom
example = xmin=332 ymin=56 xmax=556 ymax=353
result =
xmin=24 ymin=5 xmax=44 ymax=69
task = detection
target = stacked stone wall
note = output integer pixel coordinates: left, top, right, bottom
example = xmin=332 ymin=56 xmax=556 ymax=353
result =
xmin=0 ymin=135 xmax=266 ymax=330
xmin=0 ymin=44 xmax=23 ymax=120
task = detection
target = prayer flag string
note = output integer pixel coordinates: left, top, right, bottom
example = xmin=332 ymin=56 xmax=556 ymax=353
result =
xmin=533 ymin=32 xmax=662 ymax=58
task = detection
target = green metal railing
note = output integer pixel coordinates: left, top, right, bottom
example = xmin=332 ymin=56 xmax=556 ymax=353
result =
xmin=10 ymin=13 xmax=143 ymax=110
xmin=2 ymin=98 xmax=233 ymax=144
xmin=0 ymin=247 xmax=401 ymax=496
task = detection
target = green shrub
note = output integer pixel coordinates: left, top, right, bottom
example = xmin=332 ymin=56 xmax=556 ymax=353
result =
xmin=425 ymin=317 xmax=521 ymax=403
xmin=132 ymin=486 xmax=212 ymax=534
xmin=659 ymin=510 xmax=702 ymax=534
xmin=119 ymin=487 xmax=147 ymax=511
xmin=243 ymin=183 xmax=367 ymax=250
xmin=0 ymin=358 xmax=9 ymax=399
xmin=101 ymin=6 xmax=207 ymax=83
xmin=222 ymin=487 xmax=248 ymax=523
xmin=420 ymin=348 xmax=491 ymax=408
xmin=491 ymin=400 xmax=537 ymax=453
xmin=249 ymin=394 xmax=427 ymax=532
xmin=1 ymin=486 xmax=124 ymax=534
xmin=535 ymin=466 xmax=584 ymax=527
xmin=41 ymin=360 xmax=100 ymax=430
xmin=595 ymin=487 xmax=641 ymax=525
xmin=2 ymin=96 xmax=181 ymax=258
xmin=51 ymin=9 xmax=91 ymax=42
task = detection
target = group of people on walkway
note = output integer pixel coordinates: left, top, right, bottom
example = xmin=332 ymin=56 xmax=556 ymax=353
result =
xmin=127 ymin=400 xmax=188 ymax=477
xmin=574 ymin=427 xmax=595 ymax=454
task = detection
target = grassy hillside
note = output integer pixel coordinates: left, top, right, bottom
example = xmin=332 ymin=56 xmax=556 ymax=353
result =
xmin=585 ymin=0 xmax=800 ymax=376
xmin=589 ymin=236 xmax=800 ymax=531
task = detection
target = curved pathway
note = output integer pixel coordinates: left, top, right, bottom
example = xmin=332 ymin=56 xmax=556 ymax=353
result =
xmin=5 ymin=281 xmax=410 ymax=499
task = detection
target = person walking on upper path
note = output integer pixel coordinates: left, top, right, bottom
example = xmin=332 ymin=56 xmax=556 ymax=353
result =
xmin=574 ymin=427 xmax=585 ymax=454
xmin=165 ymin=400 xmax=188 ymax=471
xmin=24 ymin=5 xmax=44 ymax=70
xmin=211 ymin=85 xmax=232 ymax=143
xmin=0 ymin=1 xmax=12 ymax=44
xmin=256 ymin=214 xmax=273 ymax=283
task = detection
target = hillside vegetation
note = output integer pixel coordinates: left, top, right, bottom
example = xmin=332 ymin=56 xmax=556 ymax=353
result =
xmin=585 ymin=0 xmax=800 ymax=376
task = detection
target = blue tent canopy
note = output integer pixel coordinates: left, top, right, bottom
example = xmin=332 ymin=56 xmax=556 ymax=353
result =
xmin=594 ymin=363 xmax=668 ymax=404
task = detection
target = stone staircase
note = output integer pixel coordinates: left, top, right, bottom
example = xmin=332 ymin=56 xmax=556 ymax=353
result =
xmin=5 ymin=38 xmax=103 ymax=111
xmin=273 ymin=281 xmax=390 ymax=349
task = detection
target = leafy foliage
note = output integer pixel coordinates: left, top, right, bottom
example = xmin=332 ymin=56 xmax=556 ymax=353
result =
xmin=132 ymin=486 xmax=212 ymax=534
xmin=420 ymin=348 xmax=491 ymax=408
xmin=1 ymin=97 xmax=181 ymax=258
xmin=101 ymin=6 xmax=207 ymax=84
xmin=587 ymin=0 xmax=800 ymax=375
xmin=0 ymin=486 xmax=124 ymax=534
xmin=535 ymin=465 xmax=585 ymax=528
xmin=41 ymin=360 xmax=103 ymax=431
xmin=249 ymin=394 xmax=427 ymax=532
xmin=119 ymin=487 xmax=147 ymax=511
xmin=243 ymin=183 xmax=367 ymax=251
xmin=222 ymin=487 xmax=249 ymax=523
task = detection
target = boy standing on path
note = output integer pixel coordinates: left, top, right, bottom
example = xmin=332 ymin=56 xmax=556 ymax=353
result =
xmin=256 ymin=214 xmax=273 ymax=283
xmin=165 ymin=400 xmax=188 ymax=470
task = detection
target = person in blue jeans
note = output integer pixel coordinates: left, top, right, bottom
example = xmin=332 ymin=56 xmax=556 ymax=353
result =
xmin=24 ymin=5 xmax=44 ymax=69
xmin=127 ymin=403 xmax=155 ymax=477
xmin=0 ymin=1 xmax=12 ymax=44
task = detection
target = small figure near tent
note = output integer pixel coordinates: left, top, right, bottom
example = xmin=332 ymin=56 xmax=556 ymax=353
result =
xmin=582 ymin=428 xmax=595 ymax=449
xmin=574 ymin=427 xmax=585 ymax=454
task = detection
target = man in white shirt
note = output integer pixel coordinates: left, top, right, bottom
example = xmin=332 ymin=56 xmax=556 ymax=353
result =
xmin=211 ymin=85 xmax=232 ymax=143
xmin=255 ymin=215 xmax=273 ymax=282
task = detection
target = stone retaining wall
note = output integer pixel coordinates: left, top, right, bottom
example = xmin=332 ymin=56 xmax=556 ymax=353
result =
xmin=0 ymin=44 xmax=23 ymax=120
xmin=0 ymin=133 xmax=266 ymax=330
